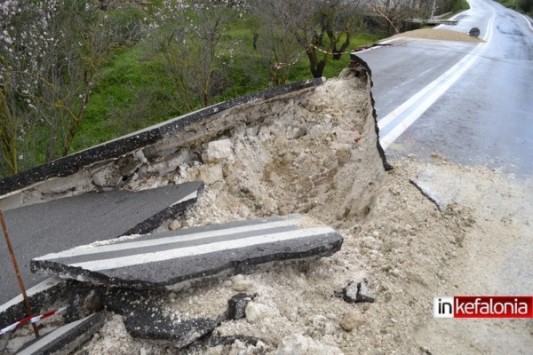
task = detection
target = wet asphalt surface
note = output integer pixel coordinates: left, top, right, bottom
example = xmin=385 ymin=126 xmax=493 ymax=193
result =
xmin=360 ymin=0 xmax=533 ymax=177
xmin=361 ymin=0 xmax=533 ymax=297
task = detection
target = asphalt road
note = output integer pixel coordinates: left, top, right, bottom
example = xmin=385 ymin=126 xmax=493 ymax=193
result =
xmin=360 ymin=0 xmax=533 ymax=301
xmin=0 ymin=183 xmax=201 ymax=305
xmin=360 ymin=0 xmax=533 ymax=177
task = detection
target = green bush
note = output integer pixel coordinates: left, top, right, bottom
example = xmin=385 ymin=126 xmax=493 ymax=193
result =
xmin=76 ymin=23 xmax=382 ymax=151
xmin=452 ymin=0 xmax=470 ymax=12
xmin=2 ymin=2 xmax=384 ymax=175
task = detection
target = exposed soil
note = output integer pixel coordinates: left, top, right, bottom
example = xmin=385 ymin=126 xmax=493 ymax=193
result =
xmin=392 ymin=28 xmax=484 ymax=43
xmin=77 ymin=155 xmax=533 ymax=354
xmin=3 ymin=60 xmax=531 ymax=355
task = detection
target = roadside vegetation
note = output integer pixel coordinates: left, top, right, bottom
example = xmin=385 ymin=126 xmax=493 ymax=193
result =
xmin=0 ymin=0 xmax=460 ymax=178
xmin=497 ymin=0 xmax=533 ymax=14
xmin=450 ymin=0 xmax=470 ymax=13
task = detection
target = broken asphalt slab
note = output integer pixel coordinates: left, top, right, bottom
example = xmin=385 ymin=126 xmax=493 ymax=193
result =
xmin=104 ymin=289 xmax=218 ymax=348
xmin=16 ymin=311 xmax=105 ymax=355
xmin=0 ymin=181 xmax=202 ymax=305
xmin=31 ymin=214 xmax=343 ymax=290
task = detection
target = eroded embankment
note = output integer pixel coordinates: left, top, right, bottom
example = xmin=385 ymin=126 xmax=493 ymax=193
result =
xmin=167 ymin=66 xmax=387 ymax=229
xmin=0 ymin=65 xmax=387 ymax=224
xmin=1 ymin=59 xmax=392 ymax=354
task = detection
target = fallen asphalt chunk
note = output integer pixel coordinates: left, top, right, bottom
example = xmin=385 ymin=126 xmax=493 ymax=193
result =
xmin=227 ymin=293 xmax=253 ymax=321
xmin=338 ymin=278 xmax=375 ymax=304
xmin=0 ymin=181 xmax=202 ymax=305
xmin=105 ymin=289 xmax=218 ymax=348
xmin=16 ymin=311 xmax=105 ymax=355
xmin=31 ymin=214 xmax=343 ymax=290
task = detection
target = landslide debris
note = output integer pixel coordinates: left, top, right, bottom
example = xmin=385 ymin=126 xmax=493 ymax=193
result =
xmin=392 ymin=28 xmax=484 ymax=42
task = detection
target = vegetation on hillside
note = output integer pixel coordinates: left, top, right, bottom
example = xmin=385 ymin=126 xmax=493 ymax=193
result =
xmin=497 ymin=0 xmax=533 ymax=14
xmin=1 ymin=0 xmax=458 ymax=178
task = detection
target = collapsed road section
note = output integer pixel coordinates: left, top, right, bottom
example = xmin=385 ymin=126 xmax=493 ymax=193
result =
xmin=0 ymin=57 xmax=390 ymax=353
xmin=31 ymin=215 xmax=343 ymax=289
xmin=0 ymin=181 xmax=203 ymax=305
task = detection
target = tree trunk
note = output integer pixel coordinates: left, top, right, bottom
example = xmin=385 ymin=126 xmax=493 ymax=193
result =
xmin=45 ymin=118 xmax=58 ymax=162
xmin=253 ymin=32 xmax=259 ymax=50
xmin=332 ymin=32 xmax=351 ymax=60
xmin=306 ymin=48 xmax=326 ymax=78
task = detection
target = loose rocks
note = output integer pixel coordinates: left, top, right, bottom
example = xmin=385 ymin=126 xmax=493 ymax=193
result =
xmin=341 ymin=278 xmax=375 ymax=303
xmin=245 ymin=302 xmax=275 ymax=324
xmin=232 ymin=275 xmax=253 ymax=292
xmin=204 ymin=139 xmax=233 ymax=163
xmin=277 ymin=334 xmax=343 ymax=355
xmin=227 ymin=293 xmax=252 ymax=320
xmin=340 ymin=313 xmax=363 ymax=332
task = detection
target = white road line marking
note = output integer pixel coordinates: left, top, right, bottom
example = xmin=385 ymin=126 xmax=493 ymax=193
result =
xmin=16 ymin=313 xmax=97 ymax=355
xmin=70 ymin=227 xmax=335 ymax=271
xmin=172 ymin=190 xmax=198 ymax=205
xmin=378 ymin=2 xmax=496 ymax=150
xmin=36 ymin=217 xmax=309 ymax=260
xmin=522 ymin=14 xmax=533 ymax=31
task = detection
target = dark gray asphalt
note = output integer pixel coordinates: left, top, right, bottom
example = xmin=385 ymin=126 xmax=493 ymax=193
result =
xmin=360 ymin=0 xmax=533 ymax=299
xmin=31 ymin=215 xmax=343 ymax=289
xmin=361 ymin=40 xmax=477 ymax=119
xmin=17 ymin=312 xmax=105 ymax=355
xmin=360 ymin=0 xmax=533 ymax=177
xmin=0 ymin=182 xmax=201 ymax=304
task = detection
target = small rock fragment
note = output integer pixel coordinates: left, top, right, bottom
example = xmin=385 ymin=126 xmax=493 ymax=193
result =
xmin=198 ymin=164 xmax=224 ymax=185
xmin=340 ymin=313 xmax=363 ymax=332
xmin=222 ymin=280 xmax=233 ymax=288
xmin=231 ymin=274 xmax=253 ymax=292
xmin=169 ymin=220 xmax=182 ymax=231
xmin=92 ymin=166 xmax=120 ymax=187
xmin=306 ymin=315 xmax=334 ymax=338
xmin=228 ymin=293 xmax=252 ymax=320
xmin=245 ymin=302 xmax=273 ymax=324
xmin=205 ymin=139 xmax=233 ymax=163
xmin=341 ymin=278 xmax=375 ymax=303
xmin=228 ymin=339 xmax=269 ymax=354
xmin=277 ymin=334 xmax=343 ymax=355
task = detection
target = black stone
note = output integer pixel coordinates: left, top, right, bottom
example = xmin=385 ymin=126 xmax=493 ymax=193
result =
xmin=340 ymin=279 xmax=375 ymax=303
xmin=227 ymin=293 xmax=252 ymax=320
xmin=469 ymin=27 xmax=481 ymax=38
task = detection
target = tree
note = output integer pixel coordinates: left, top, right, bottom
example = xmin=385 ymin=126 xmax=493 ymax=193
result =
xmin=250 ymin=0 xmax=364 ymax=82
xmin=0 ymin=0 xmax=136 ymax=176
xmin=152 ymin=0 xmax=246 ymax=109
xmin=367 ymin=0 xmax=417 ymax=34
